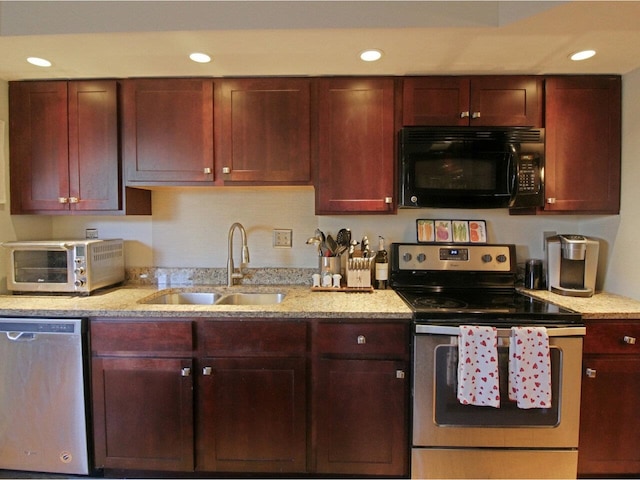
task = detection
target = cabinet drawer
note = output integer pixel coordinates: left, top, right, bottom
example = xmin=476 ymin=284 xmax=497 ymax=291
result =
xmin=201 ymin=320 xmax=307 ymax=355
xmin=583 ymin=322 xmax=640 ymax=354
xmin=91 ymin=320 xmax=193 ymax=354
xmin=316 ymin=322 xmax=409 ymax=356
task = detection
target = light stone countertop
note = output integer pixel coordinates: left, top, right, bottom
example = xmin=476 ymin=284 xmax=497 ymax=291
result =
xmin=523 ymin=288 xmax=640 ymax=320
xmin=0 ymin=285 xmax=413 ymax=320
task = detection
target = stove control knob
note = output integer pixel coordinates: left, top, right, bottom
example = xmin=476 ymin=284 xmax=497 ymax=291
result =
xmin=403 ymin=252 xmax=413 ymax=262
xmin=496 ymin=254 xmax=508 ymax=263
xmin=417 ymin=253 xmax=426 ymax=263
xmin=481 ymin=254 xmax=493 ymax=263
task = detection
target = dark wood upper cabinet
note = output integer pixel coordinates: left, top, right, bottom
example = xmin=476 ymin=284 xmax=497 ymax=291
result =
xmin=403 ymin=76 xmax=542 ymax=127
xmin=9 ymin=80 xmax=149 ymax=214
xmin=122 ymin=78 xmax=215 ymax=184
xmin=215 ymin=78 xmax=312 ymax=184
xmin=315 ymin=77 xmax=397 ymax=214
xmin=543 ymin=75 xmax=621 ymax=214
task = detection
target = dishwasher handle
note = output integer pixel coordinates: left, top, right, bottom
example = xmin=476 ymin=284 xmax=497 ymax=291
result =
xmin=6 ymin=332 xmax=37 ymax=341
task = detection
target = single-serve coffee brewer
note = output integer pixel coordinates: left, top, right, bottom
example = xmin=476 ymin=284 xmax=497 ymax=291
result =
xmin=546 ymin=234 xmax=599 ymax=297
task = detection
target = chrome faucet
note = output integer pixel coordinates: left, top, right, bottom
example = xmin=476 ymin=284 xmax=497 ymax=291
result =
xmin=227 ymin=222 xmax=250 ymax=286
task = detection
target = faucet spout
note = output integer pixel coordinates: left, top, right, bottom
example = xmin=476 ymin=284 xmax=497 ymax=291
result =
xmin=227 ymin=222 xmax=250 ymax=286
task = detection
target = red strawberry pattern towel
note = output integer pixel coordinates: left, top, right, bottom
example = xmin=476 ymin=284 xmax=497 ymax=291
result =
xmin=457 ymin=325 xmax=500 ymax=408
xmin=509 ymin=326 xmax=552 ymax=409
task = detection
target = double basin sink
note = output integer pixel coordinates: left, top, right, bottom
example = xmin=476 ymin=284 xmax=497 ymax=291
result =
xmin=142 ymin=289 xmax=286 ymax=306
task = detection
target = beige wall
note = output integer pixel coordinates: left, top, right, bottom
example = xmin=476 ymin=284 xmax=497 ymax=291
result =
xmin=3 ymin=73 xmax=639 ymax=299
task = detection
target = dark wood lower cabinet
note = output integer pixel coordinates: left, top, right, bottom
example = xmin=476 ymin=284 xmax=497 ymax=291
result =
xmin=196 ymin=357 xmax=307 ymax=473
xmin=91 ymin=357 xmax=194 ymax=472
xmin=90 ymin=318 xmax=410 ymax=477
xmin=315 ymin=358 xmax=409 ymax=476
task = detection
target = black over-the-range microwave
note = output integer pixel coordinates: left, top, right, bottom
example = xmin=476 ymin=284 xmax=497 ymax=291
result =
xmin=398 ymin=126 xmax=545 ymax=209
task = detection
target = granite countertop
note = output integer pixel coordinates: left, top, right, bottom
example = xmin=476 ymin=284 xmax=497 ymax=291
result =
xmin=1 ymin=283 xmax=639 ymax=321
xmin=0 ymin=285 xmax=413 ymax=320
xmin=523 ymin=288 xmax=640 ymax=320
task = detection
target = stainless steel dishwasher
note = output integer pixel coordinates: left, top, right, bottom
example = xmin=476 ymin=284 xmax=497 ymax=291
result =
xmin=0 ymin=317 xmax=90 ymax=475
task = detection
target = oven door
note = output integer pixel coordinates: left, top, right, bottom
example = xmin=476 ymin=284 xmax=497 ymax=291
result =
xmin=413 ymin=325 xmax=584 ymax=448
xmin=5 ymin=243 xmax=75 ymax=293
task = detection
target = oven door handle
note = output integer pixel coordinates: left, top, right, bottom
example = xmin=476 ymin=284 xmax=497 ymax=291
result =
xmin=415 ymin=325 xmax=586 ymax=337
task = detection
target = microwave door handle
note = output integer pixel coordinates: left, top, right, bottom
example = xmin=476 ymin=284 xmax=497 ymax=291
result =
xmin=507 ymin=145 xmax=519 ymax=198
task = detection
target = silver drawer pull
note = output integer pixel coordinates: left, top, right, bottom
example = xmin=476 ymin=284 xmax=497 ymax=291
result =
xmin=357 ymin=335 xmax=366 ymax=345
xmin=396 ymin=370 xmax=405 ymax=379
xmin=623 ymin=335 xmax=637 ymax=345
xmin=202 ymin=366 xmax=213 ymax=376
xmin=586 ymin=368 xmax=597 ymax=379
xmin=181 ymin=367 xmax=191 ymax=377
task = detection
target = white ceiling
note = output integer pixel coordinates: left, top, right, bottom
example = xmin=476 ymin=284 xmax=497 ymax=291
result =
xmin=1 ymin=1 xmax=639 ymax=81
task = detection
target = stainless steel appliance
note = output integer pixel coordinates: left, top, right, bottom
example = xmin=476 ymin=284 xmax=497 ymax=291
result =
xmin=390 ymin=243 xmax=585 ymax=479
xmin=547 ymin=234 xmax=599 ymax=297
xmin=2 ymin=239 xmax=125 ymax=295
xmin=398 ymin=126 xmax=544 ymax=209
xmin=0 ymin=317 xmax=90 ymax=475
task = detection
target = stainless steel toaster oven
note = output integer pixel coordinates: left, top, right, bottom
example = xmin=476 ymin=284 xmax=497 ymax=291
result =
xmin=2 ymin=239 xmax=125 ymax=295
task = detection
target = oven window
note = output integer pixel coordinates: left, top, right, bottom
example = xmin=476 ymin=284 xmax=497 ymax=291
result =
xmin=433 ymin=344 xmax=561 ymax=427
xmin=13 ymin=251 xmax=69 ymax=284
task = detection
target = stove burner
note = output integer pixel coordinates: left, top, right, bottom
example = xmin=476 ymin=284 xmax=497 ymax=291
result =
xmin=413 ymin=297 xmax=469 ymax=309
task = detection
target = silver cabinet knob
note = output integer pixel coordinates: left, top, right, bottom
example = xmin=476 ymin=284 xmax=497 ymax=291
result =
xmin=222 ymin=166 xmax=231 ymax=174
xmin=68 ymin=197 xmax=79 ymax=204
xmin=623 ymin=335 xmax=637 ymax=345
xmin=396 ymin=370 xmax=405 ymax=379
xmin=203 ymin=167 xmax=212 ymax=174
xmin=384 ymin=197 xmax=393 ymax=204
xmin=181 ymin=367 xmax=191 ymax=377
xmin=357 ymin=335 xmax=366 ymax=345
xmin=471 ymin=112 xmax=481 ymax=119
xmin=460 ymin=111 xmax=470 ymax=118
xmin=202 ymin=366 xmax=213 ymax=376
xmin=586 ymin=368 xmax=597 ymax=379
xmin=58 ymin=197 xmax=69 ymax=204
xmin=547 ymin=197 xmax=557 ymax=204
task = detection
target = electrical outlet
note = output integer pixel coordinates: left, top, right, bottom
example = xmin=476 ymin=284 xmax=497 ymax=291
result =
xmin=85 ymin=228 xmax=98 ymax=239
xmin=273 ymin=229 xmax=293 ymax=248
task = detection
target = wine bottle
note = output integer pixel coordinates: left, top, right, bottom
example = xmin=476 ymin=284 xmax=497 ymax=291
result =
xmin=374 ymin=236 xmax=388 ymax=290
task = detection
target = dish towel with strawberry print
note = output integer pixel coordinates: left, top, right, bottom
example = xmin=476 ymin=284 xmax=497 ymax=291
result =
xmin=508 ymin=326 xmax=552 ymax=409
xmin=457 ymin=325 xmax=500 ymax=408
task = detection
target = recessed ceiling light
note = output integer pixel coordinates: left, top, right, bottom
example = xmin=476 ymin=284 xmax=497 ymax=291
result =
xmin=27 ymin=57 xmax=52 ymax=67
xmin=360 ymin=49 xmax=383 ymax=62
xmin=570 ymin=50 xmax=596 ymax=61
xmin=189 ymin=52 xmax=211 ymax=64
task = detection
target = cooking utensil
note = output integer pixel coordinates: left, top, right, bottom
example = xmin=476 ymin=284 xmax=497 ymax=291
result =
xmin=326 ymin=234 xmax=338 ymax=256
xmin=337 ymin=228 xmax=351 ymax=247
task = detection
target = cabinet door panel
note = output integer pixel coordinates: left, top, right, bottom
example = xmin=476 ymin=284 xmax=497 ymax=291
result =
xmin=315 ymin=77 xmax=396 ymax=214
xmin=197 ymin=357 xmax=307 ymax=473
xmin=469 ymin=76 xmax=542 ymax=127
xmin=544 ymin=76 xmax=621 ymax=213
xmin=315 ymin=358 xmax=408 ymax=476
xmin=92 ymin=357 xmax=194 ymax=472
xmin=123 ymin=78 xmax=214 ymax=184
xmin=68 ymin=81 xmax=120 ymax=211
xmin=578 ymin=356 xmax=640 ymax=475
xmin=217 ymin=78 xmax=311 ymax=183
xmin=402 ymin=77 xmax=470 ymax=126
xmin=9 ymin=81 xmax=70 ymax=212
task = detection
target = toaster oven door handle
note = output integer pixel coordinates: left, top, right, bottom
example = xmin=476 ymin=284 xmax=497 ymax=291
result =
xmin=415 ymin=325 xmax=585 ymax=337
xmin=1 ymin=241 xmax=74 ymax=250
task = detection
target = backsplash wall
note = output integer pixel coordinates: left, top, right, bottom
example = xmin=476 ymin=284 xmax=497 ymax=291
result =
xmin=50 ymin=186 xmax=594 ymax=274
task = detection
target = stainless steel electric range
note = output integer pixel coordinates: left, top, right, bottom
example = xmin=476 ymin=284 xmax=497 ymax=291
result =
xmin=390 ymin=243 xmax=585 ymax=480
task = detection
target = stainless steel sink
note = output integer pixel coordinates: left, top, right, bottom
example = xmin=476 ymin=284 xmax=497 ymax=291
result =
xmin=145 ymin=291 xmax=222 ymax=305
xmin=215 ymin=292 xmax=286 ymax=305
